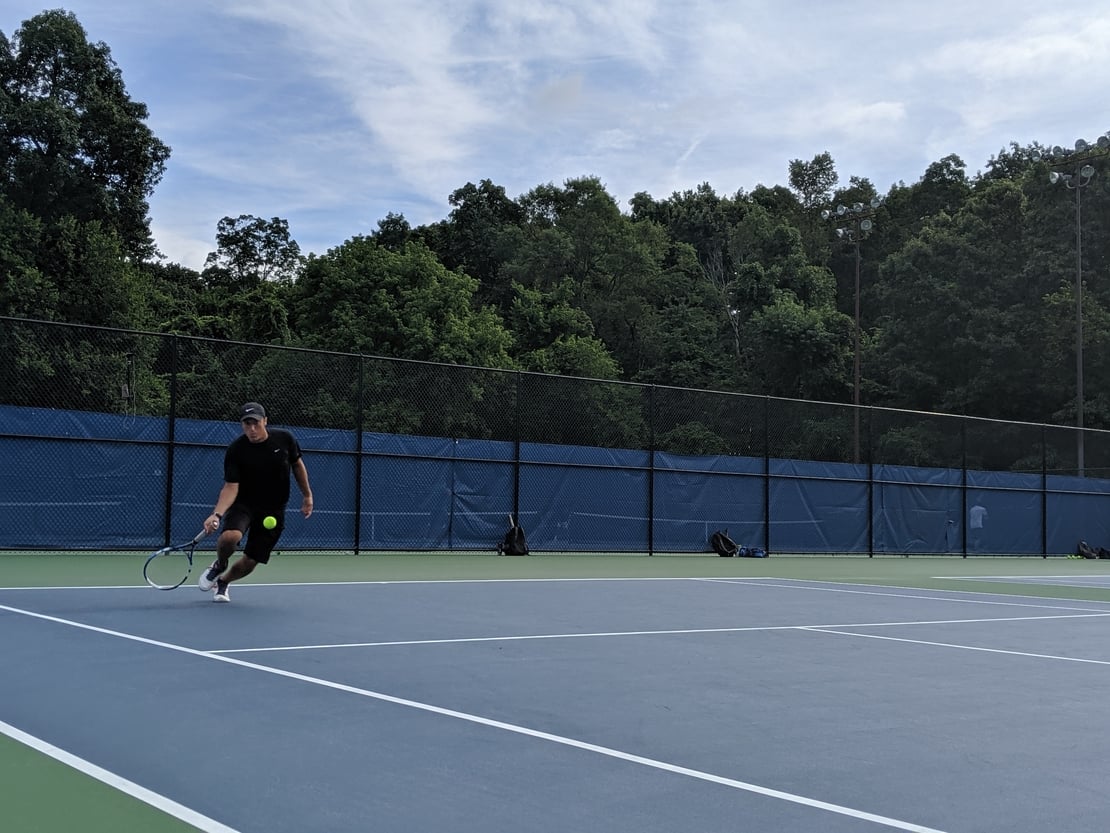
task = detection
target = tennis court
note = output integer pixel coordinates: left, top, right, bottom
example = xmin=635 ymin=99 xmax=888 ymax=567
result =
xmin=3 ymin=554 xmax=1110 ymax=833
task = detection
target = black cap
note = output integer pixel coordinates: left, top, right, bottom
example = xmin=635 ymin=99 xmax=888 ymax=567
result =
xmin=238 ymin=402 xmax=267 ymax=421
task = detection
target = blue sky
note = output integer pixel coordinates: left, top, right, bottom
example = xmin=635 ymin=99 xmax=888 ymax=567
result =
xmin=5 ymin=1 xmax=1110 ymax=270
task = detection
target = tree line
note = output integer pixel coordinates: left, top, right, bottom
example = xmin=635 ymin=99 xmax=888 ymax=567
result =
xmin=3 ymin=9 xmax=1109 ymax=432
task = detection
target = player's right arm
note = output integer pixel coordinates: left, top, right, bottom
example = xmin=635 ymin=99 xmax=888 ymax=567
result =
xmin=205 ymin=482 xmax=239 ymax=533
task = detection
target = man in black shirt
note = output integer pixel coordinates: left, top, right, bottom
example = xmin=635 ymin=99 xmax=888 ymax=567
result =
xmin=199 ymin=402 xmax=314 ymax=602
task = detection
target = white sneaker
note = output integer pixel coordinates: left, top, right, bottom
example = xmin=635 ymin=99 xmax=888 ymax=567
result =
xmin=213 ymin=580 xmax=230 ymax=603
xmin=198 ymin=560 xmax=223 ymax=592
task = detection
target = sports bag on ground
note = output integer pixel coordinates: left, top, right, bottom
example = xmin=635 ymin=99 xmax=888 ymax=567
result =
xmin=1077 ymin=540 xmax=1098 ymax=559
xmin=498 ymin=515 xmax=529 ymax=555
xmin=710 ymin=530 xmax=739 ymax=557
xmin=711 ymin=529 xmax=768 ymax=557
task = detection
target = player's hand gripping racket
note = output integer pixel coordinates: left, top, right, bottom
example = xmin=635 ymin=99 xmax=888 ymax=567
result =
xmin=143 ymin=530 xmax=208 ymax=590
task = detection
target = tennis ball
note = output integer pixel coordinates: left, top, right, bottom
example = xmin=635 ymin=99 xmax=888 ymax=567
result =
xmin=262 ymin=515 xmax=277 ymax=530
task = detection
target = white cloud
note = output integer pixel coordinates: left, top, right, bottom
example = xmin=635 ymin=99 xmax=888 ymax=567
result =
xmin=7 ymin=0 xmax=1110 ymax=269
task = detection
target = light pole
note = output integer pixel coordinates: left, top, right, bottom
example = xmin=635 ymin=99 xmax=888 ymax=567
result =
xmin=1039 ymin=135 xmax=1110 ymax=475
xmin=823 ymin=197 xmax=882 ymax=464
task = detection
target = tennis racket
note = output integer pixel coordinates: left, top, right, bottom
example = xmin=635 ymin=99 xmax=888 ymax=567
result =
xmin=143 ymin=530 xmax=208 ymax=590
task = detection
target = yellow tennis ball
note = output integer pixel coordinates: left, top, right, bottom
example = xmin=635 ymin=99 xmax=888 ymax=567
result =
xmin=262 ymin=515 xmax=277 ymax=530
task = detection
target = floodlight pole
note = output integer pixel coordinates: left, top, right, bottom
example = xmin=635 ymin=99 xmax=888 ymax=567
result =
xmin=1041 ymin=136 xmax=1108 ymax=476
xmin=1074 ymin=177 xmax=1085 ymax=476
xmin=852 ymin=235 xmax=862 ymax=464
xmin=822 ymin=197 xmax=882 ymax=465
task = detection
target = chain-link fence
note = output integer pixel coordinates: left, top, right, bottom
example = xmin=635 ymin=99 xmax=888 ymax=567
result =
xmin=3 ymin=315 xmax=1109 ymax=555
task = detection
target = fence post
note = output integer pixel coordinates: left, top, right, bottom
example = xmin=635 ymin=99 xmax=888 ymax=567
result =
xmin=162 ymin=334 xmax=178 ymax=547
xmin=961 ymin=418 xmax=968 ymax=558
xmin=763 ymin=395 xmax=771 ymax=554
xmin=1041 ymin=424 xmax=1048 ymax=558
xmin=353 ymin=356 xmax=365 ymax=555
xmin=512 ymin=371 xmax=521 ymax=524
xmin=647 ymin=385 xmax=655 ymax=556
xmin=867 ymin=407 xmax=874 ymax=557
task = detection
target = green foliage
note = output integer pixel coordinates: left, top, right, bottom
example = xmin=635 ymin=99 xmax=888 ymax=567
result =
xmin=869 ymin=177 xmax=1068 ymax=423
xmin=631 ymin=242 xmax=732 ymax=389
xmin=373 ymin=212 xmax=412 ymax=251
xmin=507 ymin=281 xmax=619 ymax=378
xmin=40 ymin=215 xmax=149 ymax=328
xmin=426 ymin=179 xmax=523 ymax=311
xmin=0 ymin=10 xmax=169 ymax=260
xmin=202 ymin=215 xmax=303 ymax=288
xmin=789 ymin=151 xmax=838 ymax=209
xmin=0 ymin=197 xmax=52 ymax=317
xmin=0 ymin=317 xmax=162 ymax=416
xmin=744 ymin=295 xmax=851 ymax=400
xmin=290 ymin=236 xmax=513 ymax=367
xmin=655 ymin=421 xmax=732 ymax=455
xmin=139 ymin=260 xmax=203 ymax=333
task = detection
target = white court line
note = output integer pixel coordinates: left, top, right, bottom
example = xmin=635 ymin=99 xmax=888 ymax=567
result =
xmin=695 ymin=578 xmax=1110 ymax=612
xmin=212 ymin=612 xmax=1110 ymax=654
xmin=751 ymin=576 xmax=1110 ymax=607
xmin=0 ymin=719 xmax=240 ymax=833
xmin=935 ymin=575 xmax=1110 ymax=580
xmin=0 ymin=602 xmax=946 ymax=833
xmin=801 ymin=627 xmax=1110 ymax=666
xmin=0 ymin=581 xmax=781 ymax=595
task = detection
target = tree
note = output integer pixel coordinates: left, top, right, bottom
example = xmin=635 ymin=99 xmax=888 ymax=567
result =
xmin=290 ymin=236 xmax=513 ymax=367
xmin=506 ymin=281 xmax=619 ymax=378
xmin=139 ymin=260 xmax=203 ymax=332
xmin=0 ymin=10 xmax=170 ymax=260
xmin=742 ymin=294 xmax=852 ymax=401
xmin=418 ymin=179 xmax=524 ymax=312
xmin=629 ymin=182 xmax=744 ymax=264
xmin=372 ymin=212 xmax=412 ymax=251
xmin=789 ymin=151 xmax=838 ymax=209
xmin=0 ymin=196 xmax=51 ymax=317
xmin=869 ymin=179 xmax=1063 ymax=421
xmin=40 ymin=214 xmax=148 ymax=329
xmin=202 ymin=214 xmax=302 ymax=288
xmin=635 ymin=241 xmax=733 ymax=390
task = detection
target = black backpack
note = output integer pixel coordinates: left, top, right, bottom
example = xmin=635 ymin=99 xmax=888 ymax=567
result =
xmin=498 ymin=515 xmax=529 ymax=555
xmin=1077 ymin=540 xmax=1099 ymax=559
xmin=710 ymin=529 xmax=739 ymax=557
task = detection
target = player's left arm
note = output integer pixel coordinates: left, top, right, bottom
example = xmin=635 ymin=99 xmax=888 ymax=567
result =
xmin=292 ymin=457 xmax=313 ymax=518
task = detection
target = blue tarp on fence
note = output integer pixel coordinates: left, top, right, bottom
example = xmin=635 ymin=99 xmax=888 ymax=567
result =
xmin=2 ymin=404 xmax=1109 ymax=554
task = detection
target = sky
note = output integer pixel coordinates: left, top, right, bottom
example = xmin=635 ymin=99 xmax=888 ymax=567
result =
xmin=4 ymin=1 xmax=1110 ymax=271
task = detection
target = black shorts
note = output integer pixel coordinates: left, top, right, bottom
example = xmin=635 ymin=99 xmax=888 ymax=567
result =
xmin=223 ymin=504 xmax=284 ymax=564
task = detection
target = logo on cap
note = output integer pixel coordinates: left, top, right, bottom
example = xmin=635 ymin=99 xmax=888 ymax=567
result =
xmin=239 ymin=402 xmax=267 ymax=420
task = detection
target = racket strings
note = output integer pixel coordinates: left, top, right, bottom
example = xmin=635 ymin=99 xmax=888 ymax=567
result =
xmin=143 ymin=545 xmax=194 ymax=590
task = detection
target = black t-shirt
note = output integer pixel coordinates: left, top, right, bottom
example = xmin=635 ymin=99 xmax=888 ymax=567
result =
xmin=224 ymin=428 xmax=302 ymax=511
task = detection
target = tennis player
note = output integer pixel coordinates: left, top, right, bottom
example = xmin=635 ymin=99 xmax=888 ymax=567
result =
xmin=199 ymin=402 xmax=314 ymax=602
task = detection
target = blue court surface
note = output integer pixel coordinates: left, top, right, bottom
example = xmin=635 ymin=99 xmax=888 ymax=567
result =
xmin=4 ymin=575 xmax=1110 ymax=832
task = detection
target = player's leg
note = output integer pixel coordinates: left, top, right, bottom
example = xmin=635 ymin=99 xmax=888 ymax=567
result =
xmin=200 ymin=508 xmax=248 ymax=591
xmin=222 ymin=554 xmax=260 ymax=583
xmin=215 ymin=514 xmax=281 ymax=600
